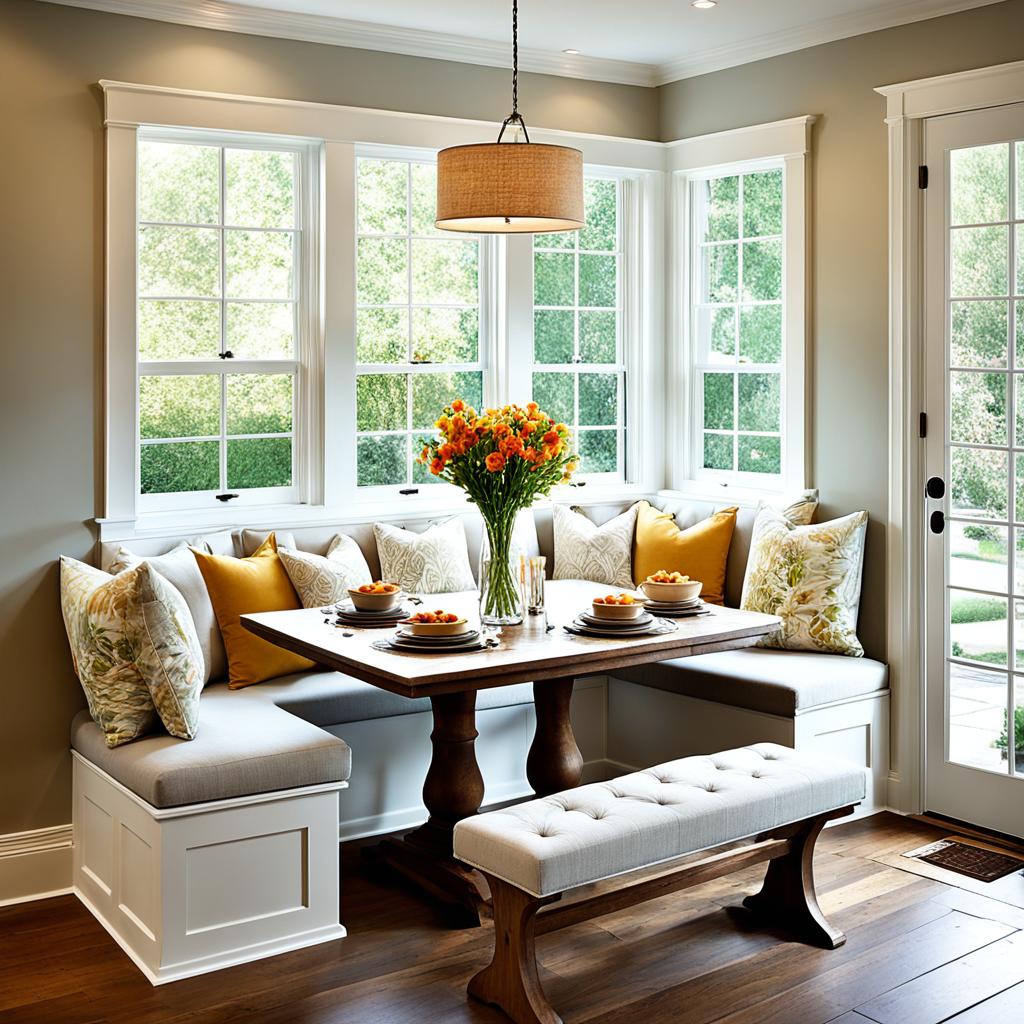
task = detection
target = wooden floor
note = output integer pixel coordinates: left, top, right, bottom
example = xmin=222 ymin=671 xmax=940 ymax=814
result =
xmin=3 ymin=813 xmax=1024 ymax=1023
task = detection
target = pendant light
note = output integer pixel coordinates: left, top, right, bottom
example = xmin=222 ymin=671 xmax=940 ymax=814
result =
xmin=435 ymin=0 xmax=584 ymax=234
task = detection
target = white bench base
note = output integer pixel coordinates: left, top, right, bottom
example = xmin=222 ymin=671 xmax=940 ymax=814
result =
xmin=72 ymin=752 xmax=347 ymax=985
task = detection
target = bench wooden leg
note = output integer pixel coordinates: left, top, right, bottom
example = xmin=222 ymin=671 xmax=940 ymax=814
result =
xmin=742 ymin=813 xmax=845 ymax=949
xmin=468 ymin=876 xmax=562 ymax=1024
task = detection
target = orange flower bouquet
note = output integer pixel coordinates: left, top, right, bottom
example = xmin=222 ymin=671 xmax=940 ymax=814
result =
xmin=419 ymin=400 xmax=576 ymax=624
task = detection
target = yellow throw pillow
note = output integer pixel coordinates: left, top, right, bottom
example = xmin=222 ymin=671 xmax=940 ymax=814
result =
xmin=193 ymin=535 xmax=314 ymax=689
xmin=632 ymin=501 xmax=738 ymax=606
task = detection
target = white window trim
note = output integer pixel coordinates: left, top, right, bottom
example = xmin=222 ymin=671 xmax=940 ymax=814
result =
xmin=667 ymin=115 xmax=814 ymax=502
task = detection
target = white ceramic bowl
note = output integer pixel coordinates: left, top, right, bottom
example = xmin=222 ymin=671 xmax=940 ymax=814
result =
xmin=590 ymin=599 xmax=645 ymax=621
xmin=401 ymin=617 xmax=470 ymax=637
xmin=348 ymin=585 xmax=403 ymax=611
xmin=641 ymin=579 xmax=702 ymax=603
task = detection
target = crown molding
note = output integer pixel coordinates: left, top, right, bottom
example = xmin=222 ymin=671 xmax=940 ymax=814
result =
xmin=654 ymin=0 xmax=1006 ymax=85
xmin=41 ymin=0 xmax=1007 ymax=90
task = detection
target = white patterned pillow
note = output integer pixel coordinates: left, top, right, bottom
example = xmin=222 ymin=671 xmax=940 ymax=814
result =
xmin=552 ymin=503 xmax=639 ymax=588
xmin=374 ymin=518 xmax=476 ymax=594
xmin=60 ymin=557 xmax=204 ymax=746
xmin=741 ymin=507 xmax=869 ymax=657
xmin=279 ymin=535 xmax=373 ymax=607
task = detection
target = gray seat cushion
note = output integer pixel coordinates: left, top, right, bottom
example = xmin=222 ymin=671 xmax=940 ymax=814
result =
xmin=250 ymin=670 xmax=536 ymax=726
xmin=71 ymin=685 xmax=351 ymax=808
xmin=454 ymin=743 xmax=866 ymax=897
xmin=615 ymin=648 xmax=888 ymax=716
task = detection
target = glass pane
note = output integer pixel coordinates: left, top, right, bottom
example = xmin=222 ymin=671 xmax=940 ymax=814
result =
xmin=140 ymin=441 xmax=219 ymax=494
xmin=1017 ymin=225 xmax=1024 ymax=296
xmin=534 ymin=252 xmax=575 ymax=306
xmin=580 ymin=179 xmax=617 ymax=252
xmin=1016 ymin=454 xmax=1024 ymax=525
xmin=950 ymin=588 xmax=1008 ymax=667
xmin=738 ymin=373 xmax=781 ymax=432
xmin=739 ymin=304 xmax=782 ymax=364
xmin=949 ymin=371 xmax=1007 ymax=446
xmin=227 ymin=437 xmax=292 ymax=489
xmin=697 ymin=306 xmax=735 ymax=363
xmin=410 ymin=162 xmax=440 ymax=237
xmin=702 ymin=244 xmax=738 ymax=303
xmin=1018 ymin=142 xmax=1024 ymax=220
xmin=532 ymin=372 xmax=574 ymax=425
xmin=138 ymin=300 xmax=220 ymax=360
xmin=138 ymin=226 xmax=219 ymax=298
xmin=948 ymin=662 xmax=1008 ymax=771
xmin=579 ymin=373 xmax=617 ymax=426
xmin=1017 ymin=375 xmax=1024 ymax=448
xmin=578 ymin=430 xmax=617 ymax=474
xmin=226 ymin=374 xmax=293 ymax=435
xmin=411 ymin=239 xmax=478 ymax=305
xmin=137 ymin=141 xmax=219 ymax=226
xmin=226 ymin=302 xmax=294 ymax=359
xmin=579 ymin=254 xmax=617 ymax=308
xmin=534 ymin=230 xmax=574 ymax=250
xmin=356 ymin=373 xmax=407 ymax=432
xmin=1016 ymin=531 xmax=1024 ymax=595
xmin=413 ymin=454 xmax=444 ymax=485
xmin=702 ymin=176 xmax=739 ymax=242
xmin=703 ymin=372 xmax=734 ymax=430
xmin=738 ymin=434 xmax=781 ymax=475
xmin=412 ymin=307 xmax=478 ymax=363
xmin=139 ymin=374 xmax=219 ymax=439
xmin=357 ymin=307 xmax=408 ymax=364
xmin=743 ymin=169 xmax=783 ymax=238
xmin=703 ymin=433 xmax=733 ymax=471
xmin=579 ymin=310 xmax=617 ymax=364
xmin=742 ymin=239 xmax=783 ymax=302
xmin=225 ymin=230 xmax=293 ymax=300
xmin=950 ymin=226 xmax=1008 ymax=297
xmin=950 ymin=300 xmax=1008 ymax=368
xmin=357 ymin=238 xmax=408 ymax=304
xmin=357 ymin=159 xmax=407 ymax=235
xmin=1019 ymin=303 xmax=1024 ymax=367
xmin=534 ymin=309 xmax=574 ymax=364
xmin=357 ymin=434 xmax=406 ymax=486
xmin=225 ymin=149 xmax=295 ymax=229
xmin=411 ymin=371 xmax=483 ymax=429
xmin=951 ymin=446 xmax=1008 ymax=521
xmin=1012 ymin=676 xmax=1024 ymax=776
xmin=950 ymin=143 xmax=1009 ymax=226
xmin=949 ymin=521 xmax=1009 ymax=593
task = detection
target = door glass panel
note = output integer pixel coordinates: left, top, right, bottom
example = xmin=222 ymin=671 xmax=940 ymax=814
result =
xmin=950 ymin=446 xmax=1007 ymax=520
xmin=948 ymin=522 xmax=1008 ymax=593
xmin=948 ymin=663 xmax=1008 ymax=772
xmin=950 ymin=588 xmax=1007 ymax=666
xmin=1012 ymin=678 xmax=1024 ymax=776
xmin=949 ymin=371 xmax=1007 ymax=445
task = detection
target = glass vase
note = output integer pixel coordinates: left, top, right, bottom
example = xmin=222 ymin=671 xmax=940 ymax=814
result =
xmin=479 ymin=520 xmax=524 ymax=626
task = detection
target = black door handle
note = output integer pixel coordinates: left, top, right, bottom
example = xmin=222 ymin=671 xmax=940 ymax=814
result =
xmin=927 ymin=476 xmax=945 ymax=499
xmin=930 ymin=510 xmax=945 ymax=534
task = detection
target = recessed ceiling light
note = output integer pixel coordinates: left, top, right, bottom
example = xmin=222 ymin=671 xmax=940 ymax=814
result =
xmin=562 ymin=48 xmax=580 ymax=55
xmin=692 ymin=0 xmax=717 ymax=8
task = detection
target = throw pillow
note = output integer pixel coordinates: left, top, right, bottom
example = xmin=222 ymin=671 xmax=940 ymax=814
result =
xmin=108 ymin=541 xmax=226 ymax=685
xmin=59 ymin=557 xmax=203 ymax=746
xmin=374 ymin=518 xmax=476 ymax=594
xmin=279 ymin=534 xmax=373 ymax=608
xmin=192 ymin=534 xmax=315 ymax=689
xmin=741 ymin=507 xmax=869 ymax=657
xmin=552 ymin=503 xmax=639 ymax=589
xmin=632 ymin=501 xmax=738 ymax=605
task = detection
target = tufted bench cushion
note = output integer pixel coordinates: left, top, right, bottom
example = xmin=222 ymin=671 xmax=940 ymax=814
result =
xmin=614 ymin=648 xmax=888 ymax=717
xmin=453 ymin=743 xmax=865 ymax=897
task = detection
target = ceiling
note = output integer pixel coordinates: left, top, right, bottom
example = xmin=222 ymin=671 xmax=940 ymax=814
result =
xmin=48 ymin=0 xmax=1006 ymax=85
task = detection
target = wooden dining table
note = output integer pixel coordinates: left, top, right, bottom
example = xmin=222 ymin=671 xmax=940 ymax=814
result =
xmin=242 ymin=579 xmax=780 ymax=923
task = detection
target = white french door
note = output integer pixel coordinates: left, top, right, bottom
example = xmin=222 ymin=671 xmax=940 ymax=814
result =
xmin=924 ymin=102 xmax=1024 ymax=838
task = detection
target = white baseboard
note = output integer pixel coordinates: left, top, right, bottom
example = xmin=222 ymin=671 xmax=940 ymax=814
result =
xmin=0 ymin=825 xmax=74 ymax=906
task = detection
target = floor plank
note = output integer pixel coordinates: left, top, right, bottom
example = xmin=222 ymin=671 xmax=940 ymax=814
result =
xmin=945 ymin=980 xmax=1024 ymax=1022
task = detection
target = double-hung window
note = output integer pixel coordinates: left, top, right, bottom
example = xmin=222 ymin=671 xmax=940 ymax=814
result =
xmin=531 ymin=178 xmax=625 ymax=478
xmin=354 ymin=154 xmax=486 ymax=489
xmin=135 ymin=130 xmax=318 ymax=511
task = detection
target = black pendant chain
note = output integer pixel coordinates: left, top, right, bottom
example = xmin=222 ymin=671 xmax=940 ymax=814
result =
xmin=497 ymin=0 xmax=530 ymax=143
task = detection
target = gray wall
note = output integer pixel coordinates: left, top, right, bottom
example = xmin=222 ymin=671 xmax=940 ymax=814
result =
xmin=659 ymin=0 xmax=1024 ymax=664
xmin=0 ymin=0 xmax=657 ymax=836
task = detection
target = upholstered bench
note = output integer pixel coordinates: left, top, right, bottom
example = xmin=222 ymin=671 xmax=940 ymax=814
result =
xmin=454 ymin=743 xmax=865 ymax=1024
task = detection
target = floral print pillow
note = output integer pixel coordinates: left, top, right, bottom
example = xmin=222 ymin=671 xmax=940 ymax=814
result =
xmin=741 ymin=507 xmax=869 ymax=657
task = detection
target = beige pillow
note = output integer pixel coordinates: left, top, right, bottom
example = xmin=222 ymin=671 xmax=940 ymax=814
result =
xmin=741 ymin=507 xmax=869 ymax=657
xmin=279 ymin=535 xmax=373 ymax=607
xmin=374 ymin=518 xmax=475 ymax=594
xmin=59 ymin=557 xmax=204 ymax=746
xmin=109 ymin=542 xmax=225 ymax=684
xmin=552 ymin=503 xmax=639 ymax=589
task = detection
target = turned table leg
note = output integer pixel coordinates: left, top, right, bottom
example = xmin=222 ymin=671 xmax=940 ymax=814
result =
xmin=527 ymin=677 xmax=584 ymax=798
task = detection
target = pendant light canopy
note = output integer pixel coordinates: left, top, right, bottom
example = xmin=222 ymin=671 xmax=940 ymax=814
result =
xmin=435 ymin=1 xmax=584 ymax=235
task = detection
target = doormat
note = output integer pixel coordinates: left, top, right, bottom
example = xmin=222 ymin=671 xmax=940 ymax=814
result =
xmin=903 ymin=839 xmax=1024 ymax=883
